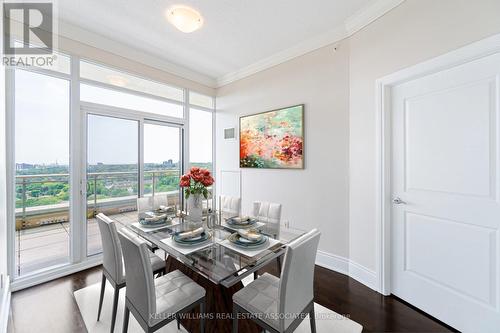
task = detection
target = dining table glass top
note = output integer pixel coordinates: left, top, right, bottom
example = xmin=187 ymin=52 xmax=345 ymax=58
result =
xmin=123 ymin=211 xmax=306 ymax=286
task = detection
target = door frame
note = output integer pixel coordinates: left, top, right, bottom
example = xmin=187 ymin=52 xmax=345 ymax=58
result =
xmin=375 ymin=33 xmax=500 ymax=295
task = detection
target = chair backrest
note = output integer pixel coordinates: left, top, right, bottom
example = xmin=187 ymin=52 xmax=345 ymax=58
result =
xmin=253 ymin=201 xmax=282 ymax=238
xmin=278 ymin=229 xmax=321 ymax=331
xmin=137 ymin=197 xmax=152 ymax=213
xmin=220 ymin=195 xmax=241 ymax=216
xmin=152 ymin=194 xmax=168 ymax=210
xmin=95 ymin=213 xmax=124 ymax=283
xmin=118 ymin=228 xmax=156 ymax=322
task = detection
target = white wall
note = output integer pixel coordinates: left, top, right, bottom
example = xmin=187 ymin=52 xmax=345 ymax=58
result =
xmin=216 ymin=41 xmax=350 ymax=257
xmin=216 ymin=0 xmax=500 ymax=285
xmin=349 ymin=0 xmax=500 ymax=272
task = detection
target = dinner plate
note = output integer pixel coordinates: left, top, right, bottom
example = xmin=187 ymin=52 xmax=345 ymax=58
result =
xmin=139 ymin=221 xmax=168 ymax=228
xmin=226 ymin=218 xmax=257 ymax=228
xmin=173 ymin=231 xmax=211 ymax=246
xmin=139 ymin=218 xmax=170 ymax=228
xmin=228 ymin=233 xmax=268 ymax=249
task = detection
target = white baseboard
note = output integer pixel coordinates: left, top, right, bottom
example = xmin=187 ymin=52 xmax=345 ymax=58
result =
xmin=0 ymin=277 xmax=10 ymax=333
xmin=316 ymin=250 xmax=349 ymax=275
xmin=316 ymin=251 xmax=378 ymax=292
xmin=348 ymin=260 xmax=378 ymax=292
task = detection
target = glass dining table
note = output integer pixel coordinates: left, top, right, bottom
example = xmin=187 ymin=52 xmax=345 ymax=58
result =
xmin=123 ymin=212 xmax=305 ymax=288
xmin=121 ymin=212 xmax=306 ymax=332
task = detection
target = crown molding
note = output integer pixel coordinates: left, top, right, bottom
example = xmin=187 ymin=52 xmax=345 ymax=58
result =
xmin=345 ymin=0 xmax=406 ymax=35
xmin=57 ymin=20 xmax=217 ymax=88
xmin=50 ymin=0 xmax=406 ymax=89
xmin=216 ymin=26 xmax=347 ymax=87
xmin=216 ymin=0 xmax=406 ymax=87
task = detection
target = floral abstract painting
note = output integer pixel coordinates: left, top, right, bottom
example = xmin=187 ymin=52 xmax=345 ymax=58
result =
xmin=240 ymin=105 xmax=304 ymax=169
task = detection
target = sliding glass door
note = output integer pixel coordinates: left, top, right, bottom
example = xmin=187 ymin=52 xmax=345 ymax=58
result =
xmin=86 ymin=114 xmax=139 ymax=256
xmin=143 ymin=122 xmax=182 ymax=207
xmin=84 ymin=111 xmax=183 ymax=256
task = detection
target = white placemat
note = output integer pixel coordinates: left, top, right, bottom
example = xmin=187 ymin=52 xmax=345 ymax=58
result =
xmin=131 ymin=219 xmax=179 ymax=232
xmin=160 ymin=236 xmax=213 ymax=255
xmin=219 ymin=237 xmax=281 ymax=258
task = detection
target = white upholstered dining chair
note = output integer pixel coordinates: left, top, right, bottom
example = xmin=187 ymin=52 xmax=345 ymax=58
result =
xmin=137 ymin=196 xmax=153 ymax=214
xmin=253 ymin=201 xmax=282 ymax=278
xmin=95 ymin=213 xmax=165 ymax=333
xmin=152 ymin=194 xmax=171 ymax=210
xmin=232 ymin=229 xmax=321 ymax=333
xmin=118 ymin=228 xmax=206 ymax=333
xmin=253 ymin=201 xmax=282 ymax=239
xmin=220 ymin=195 xmax=241 ymax=216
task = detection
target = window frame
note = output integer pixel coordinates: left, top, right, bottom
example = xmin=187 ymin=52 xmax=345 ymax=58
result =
xmin=5 ymin=51 xmax=216 ymax=291
xmin=79 ymin=58 xmax=185 ymax=105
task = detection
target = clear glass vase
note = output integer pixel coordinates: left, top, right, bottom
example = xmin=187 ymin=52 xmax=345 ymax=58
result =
xmin=186 ymin=194 xmax=203 ymax=228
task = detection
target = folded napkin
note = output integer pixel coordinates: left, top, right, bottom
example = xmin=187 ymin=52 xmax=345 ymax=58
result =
xmin=232 ymin=216 xmax=251 ymax=224
xmin=237 ymin=229 xmax=262 ymax=241
xmin=158 ymin=205 xmax=175 ymax=213
xmin=178 ymin=227 xmax=204 ymax=240
xmin=144 ymin=213 xmax=167 ymax=223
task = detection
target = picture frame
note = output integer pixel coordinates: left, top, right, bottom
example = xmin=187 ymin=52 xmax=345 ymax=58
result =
xmin=239 ymin=104 xmax=304 ymax=169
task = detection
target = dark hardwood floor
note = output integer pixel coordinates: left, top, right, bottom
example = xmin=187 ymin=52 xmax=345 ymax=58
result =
xmin=9 ymin=264 xmax=455 ymax=333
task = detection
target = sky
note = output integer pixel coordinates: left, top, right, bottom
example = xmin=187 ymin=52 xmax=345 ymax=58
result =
xmin=15 ymin=69 xmax=212 ymax=166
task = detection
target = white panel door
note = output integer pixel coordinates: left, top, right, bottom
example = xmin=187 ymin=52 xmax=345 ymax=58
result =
xmin=391 ymin=53 xmax=500 ymax=332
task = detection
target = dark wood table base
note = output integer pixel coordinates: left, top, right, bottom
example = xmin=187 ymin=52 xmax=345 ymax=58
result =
xmin=165 ymin=256 xmax=261 ymax=333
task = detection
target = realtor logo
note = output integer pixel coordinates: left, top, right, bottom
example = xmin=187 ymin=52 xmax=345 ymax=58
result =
xmin=3 ymin=2 xmax=53 ymax=55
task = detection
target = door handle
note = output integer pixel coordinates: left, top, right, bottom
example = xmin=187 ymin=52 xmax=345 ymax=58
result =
xmin=392 ymin=197 xmax=406 ymax=205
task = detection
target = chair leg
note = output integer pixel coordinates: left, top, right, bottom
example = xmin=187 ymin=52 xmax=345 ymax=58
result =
xmin=110 ymin=288 xmax=120 ymax=333
xmin=97 ymin=274 xmax=106 ymax=321
xmin=122 ymin=305 xmax=130 ymax=333
xmin=253 ymin=271 xmax=258 ymax=280
xmin=276 ymin=256 xmax=282 ymax=275
xmin=309 ymin=302 xmax=316 ymax=333
xmin=200 ymin=299 xmax=205 ymax=333
xmin=232 ymin=305 xmax=238 ymax=333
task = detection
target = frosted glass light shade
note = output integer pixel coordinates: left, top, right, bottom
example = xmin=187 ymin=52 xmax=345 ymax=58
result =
xmin=166 ymin=6 xmax=203 ymax=33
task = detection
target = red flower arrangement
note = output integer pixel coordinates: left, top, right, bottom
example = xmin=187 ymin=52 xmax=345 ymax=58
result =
xmin=179 ymin=167 xmax=214 ymax=199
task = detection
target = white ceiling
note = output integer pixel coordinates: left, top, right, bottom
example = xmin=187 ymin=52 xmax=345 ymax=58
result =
xmin=57 ymin=0 xmax=399 ymax=86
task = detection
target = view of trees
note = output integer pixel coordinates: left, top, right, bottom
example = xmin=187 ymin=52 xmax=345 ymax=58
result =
xmin=15 ymin=162 xmax=212 ymax=209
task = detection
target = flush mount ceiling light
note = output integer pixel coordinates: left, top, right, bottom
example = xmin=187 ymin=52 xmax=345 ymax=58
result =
xmin=166 ymin=5 xmax=203 ymax=33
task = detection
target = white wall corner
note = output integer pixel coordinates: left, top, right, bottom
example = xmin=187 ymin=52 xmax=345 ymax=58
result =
xmin=344 ymin=0 xmax=406 ymax=36
xmin=0 ymin=278 xmax=10 ymax=333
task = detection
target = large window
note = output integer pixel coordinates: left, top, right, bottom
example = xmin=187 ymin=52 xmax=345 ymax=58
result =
xmin=189 ymin=107 xmax=213 ymax=171
xmin=80 ymin=60 xmax=184 ymax=118
xmin=14 ymin=69 xmax=70 ymax=277
xmin=8 ymin=52 xmax=215 ymax=286
xmin=80 ymin=60 xmax=183 ymax=101
xmin=80 ymin=84 xmax=184 ymax=118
